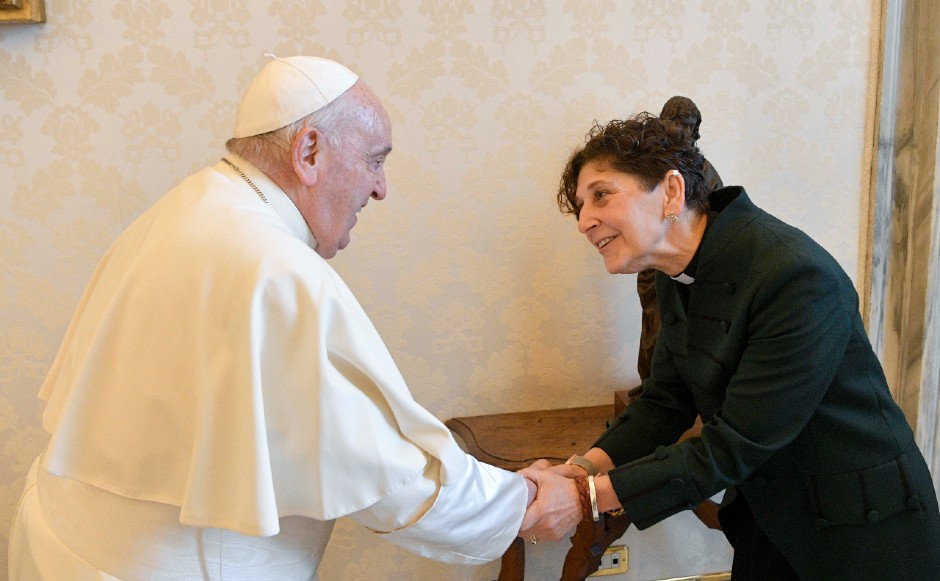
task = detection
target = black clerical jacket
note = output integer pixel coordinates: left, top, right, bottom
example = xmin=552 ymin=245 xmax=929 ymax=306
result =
xmin=595 ymin=187 xmax=940 ymax=580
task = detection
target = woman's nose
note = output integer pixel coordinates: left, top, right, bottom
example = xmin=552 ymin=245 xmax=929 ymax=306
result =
xmin=578 ymin=208 xmax=596 ymax=234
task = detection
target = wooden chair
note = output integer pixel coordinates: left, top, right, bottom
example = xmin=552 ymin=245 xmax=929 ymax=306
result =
xmin=445 ymin=388 xmax=720 ymax=581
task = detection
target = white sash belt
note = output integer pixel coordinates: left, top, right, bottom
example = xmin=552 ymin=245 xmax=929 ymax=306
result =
xmin=34 ymin=457 xmax=333 ymax=581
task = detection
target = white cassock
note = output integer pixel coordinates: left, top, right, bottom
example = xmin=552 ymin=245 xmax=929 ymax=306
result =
xmin=9 ymin=155 xmax=527 ymax=580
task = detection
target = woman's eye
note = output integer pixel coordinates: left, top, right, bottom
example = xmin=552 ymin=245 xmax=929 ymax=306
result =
xmin=594 ymin=190 xmax=607 ymax=200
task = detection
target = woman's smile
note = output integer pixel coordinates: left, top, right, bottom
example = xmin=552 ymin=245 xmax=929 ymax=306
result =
xmin=596 ymin=235 xmax=615 ymax=250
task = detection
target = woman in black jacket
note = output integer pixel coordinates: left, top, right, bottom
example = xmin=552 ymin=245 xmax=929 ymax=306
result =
xmin=522 ymin=112 xmax=940 ymax=580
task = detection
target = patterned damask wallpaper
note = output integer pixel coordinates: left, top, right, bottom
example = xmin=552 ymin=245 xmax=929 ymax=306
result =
xmin=0 ymin=1 xmax=874 ymax=579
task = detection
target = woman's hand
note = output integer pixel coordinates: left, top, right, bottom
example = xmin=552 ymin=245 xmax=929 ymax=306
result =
xmin=545 ymin=463 xmax=585 ymax=479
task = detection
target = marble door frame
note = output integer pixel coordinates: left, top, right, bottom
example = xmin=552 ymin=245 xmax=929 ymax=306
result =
xmin=863 ymin=0 xmax=940 ymax=492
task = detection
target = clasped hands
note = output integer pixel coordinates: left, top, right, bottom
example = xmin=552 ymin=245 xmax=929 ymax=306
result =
xmin=518 ymin=458 xmax=613 ymax=544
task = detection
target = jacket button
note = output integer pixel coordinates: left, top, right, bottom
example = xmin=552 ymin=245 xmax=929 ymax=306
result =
xmin=907 ymin=496 xmax=921 ymax=510
xmin=721 ymin=282 xmax=734 ymax=294
xmin=654 ymin=446 xmax=669 ymax=460
xmin=815 ymin=518 xmax=829 ymax=528
xmin=866 ymin=510 xmax=880 ymax=523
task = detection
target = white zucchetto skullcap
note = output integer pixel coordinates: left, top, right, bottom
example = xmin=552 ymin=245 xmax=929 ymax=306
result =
xmin=232 ymin=54 xmax=359 ymax=138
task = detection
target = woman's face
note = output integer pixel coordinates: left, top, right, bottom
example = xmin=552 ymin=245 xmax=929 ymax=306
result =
xmin=575 ymin=160 xmax=668 ymax=274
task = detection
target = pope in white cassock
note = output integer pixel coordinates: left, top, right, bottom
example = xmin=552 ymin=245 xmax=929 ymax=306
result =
xmin=8 ymin=55 xmax=572 ymax=580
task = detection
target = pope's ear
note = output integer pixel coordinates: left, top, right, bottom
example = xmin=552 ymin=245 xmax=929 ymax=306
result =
xmin=291 ymin=126 xmax=321 ymax=186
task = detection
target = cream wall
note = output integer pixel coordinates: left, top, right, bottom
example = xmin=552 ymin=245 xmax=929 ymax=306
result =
xmin=0 ymin=1 xmax=875 ymax=579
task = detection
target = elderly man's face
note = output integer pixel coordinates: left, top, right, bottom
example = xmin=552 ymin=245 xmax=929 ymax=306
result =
xmin=308 ymin=88 xmax=392 ymax=259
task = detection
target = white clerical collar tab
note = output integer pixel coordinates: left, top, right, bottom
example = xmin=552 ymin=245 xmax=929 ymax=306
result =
xmin=671 ymin=273 xmax=695 ymax=285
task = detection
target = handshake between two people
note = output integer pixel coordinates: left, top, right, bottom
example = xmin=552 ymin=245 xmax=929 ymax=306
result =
xmin=516 ymin=450 xmax=625 ymax=544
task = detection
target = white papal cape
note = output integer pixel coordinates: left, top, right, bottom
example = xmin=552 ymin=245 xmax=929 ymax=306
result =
xmin=9 ymin=155 xmax=526 ymax=580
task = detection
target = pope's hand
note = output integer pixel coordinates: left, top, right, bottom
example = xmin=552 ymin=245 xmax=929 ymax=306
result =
xmin=518 ymin=464 xmax=583 ymax=542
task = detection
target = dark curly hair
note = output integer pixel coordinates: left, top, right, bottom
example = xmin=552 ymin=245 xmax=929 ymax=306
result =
xmin=557 ymin=112 xmax=709 ymax=218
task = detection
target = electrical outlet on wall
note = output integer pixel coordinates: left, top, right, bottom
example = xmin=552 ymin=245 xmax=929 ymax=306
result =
xmin=589 ymin=545 xmax=628 ymax=576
